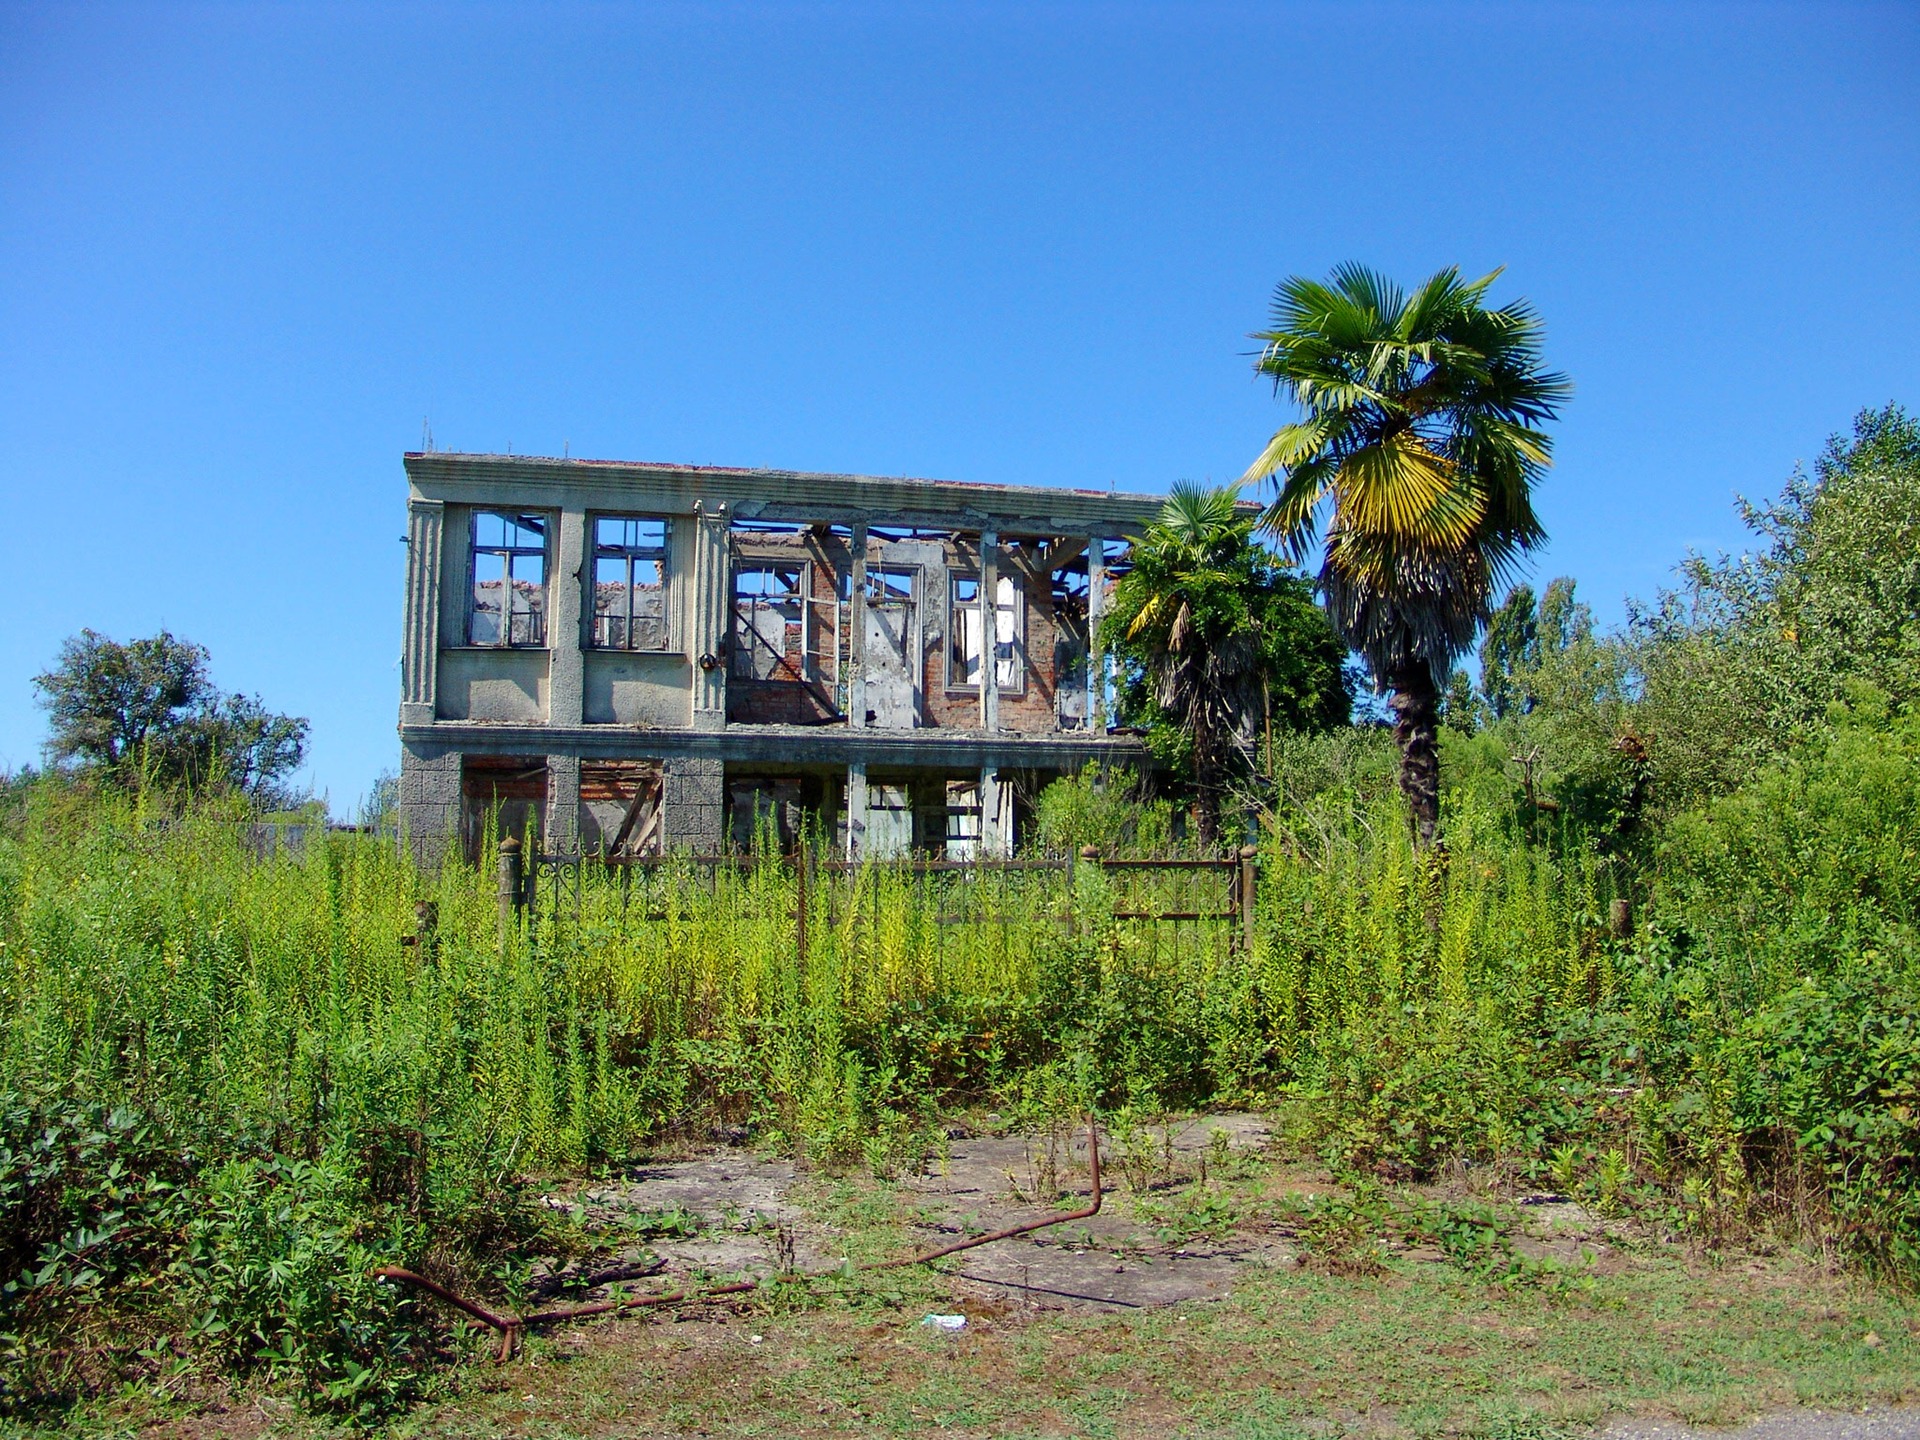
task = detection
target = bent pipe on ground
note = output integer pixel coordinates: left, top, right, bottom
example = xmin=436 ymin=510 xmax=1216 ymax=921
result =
xmin=371 ymin=1116 xmax=1103 ymax=1360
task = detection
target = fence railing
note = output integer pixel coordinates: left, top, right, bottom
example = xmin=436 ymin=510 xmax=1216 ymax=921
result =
xmin=491 ymin=839 xmax=1260 ymax=957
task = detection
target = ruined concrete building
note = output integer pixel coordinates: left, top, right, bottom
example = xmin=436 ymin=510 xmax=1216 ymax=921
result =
xmin=398 ymin=453 xmax=1165 ymax=859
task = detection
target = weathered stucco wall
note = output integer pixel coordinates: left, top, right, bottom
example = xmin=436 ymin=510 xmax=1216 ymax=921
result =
xmin=584 ymin=651 xmax=694 ymax=726
xmin=436 ymin=649 xmax=550 ymax=722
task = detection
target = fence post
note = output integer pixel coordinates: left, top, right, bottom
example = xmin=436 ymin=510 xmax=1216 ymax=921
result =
xmin=1238 ymin=844 xmax=1258 ymax=956
xmin=794 ymin=844 xmax=809 ymax=969
xmin=498 ymin=837 xmax=523 ymax=948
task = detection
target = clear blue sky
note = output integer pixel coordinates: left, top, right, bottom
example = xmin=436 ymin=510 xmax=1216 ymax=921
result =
xmin=3 ymin=2 xmax=1915 ymax=812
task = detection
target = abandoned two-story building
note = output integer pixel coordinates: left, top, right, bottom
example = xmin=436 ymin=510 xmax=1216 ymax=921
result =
xmin=397 ymin=452 xmax=1168 ymax=860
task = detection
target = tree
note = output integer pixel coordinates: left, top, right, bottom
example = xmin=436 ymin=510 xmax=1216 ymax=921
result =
xmin=1102 ymin=482 xmax=1349 ymax=843
xmin=1479 ymin=584 xmax=1538 ymax=720
xmin=1244 ymin=263 xmax=1570 ymax=846
xmin=32 ymin=629 xmax=309 ymax=805
xmin=1628 ymin=403 xmax=1920 ymax=811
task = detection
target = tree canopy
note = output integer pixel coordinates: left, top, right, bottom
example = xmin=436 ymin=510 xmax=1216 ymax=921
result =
xmin=32 ymin=629 xmax=309 ymax=806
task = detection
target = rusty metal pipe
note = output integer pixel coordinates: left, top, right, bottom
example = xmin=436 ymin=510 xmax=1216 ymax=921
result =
xmin=521 ymin=1279 xmax=760 ymax=1327
xmin=370 ymin=1265 xmax=517 ymax=1333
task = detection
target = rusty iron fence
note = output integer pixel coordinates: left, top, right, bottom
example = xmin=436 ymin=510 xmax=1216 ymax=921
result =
xmin=492 ymin=839 xmax=1259 ymax=959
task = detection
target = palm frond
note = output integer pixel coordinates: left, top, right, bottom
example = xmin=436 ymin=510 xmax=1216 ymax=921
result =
xmin=1336 ymin=432 xmax=1483 ymax=550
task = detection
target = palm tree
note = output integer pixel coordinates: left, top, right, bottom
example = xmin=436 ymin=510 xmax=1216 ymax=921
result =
xmin=1103 ymin=482 xmax=1264 ymax=845
xmin=1244 ymin=264 xmax=1569 ymax=846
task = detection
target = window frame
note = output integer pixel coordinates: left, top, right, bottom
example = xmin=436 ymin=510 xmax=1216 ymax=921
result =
xmin=588 ymin=513 xmax=673 ymax=653
xmin=944 ymin=567 xmax=1026 ymax=695
xmin=466 ymin=510 xmax=552 ymax=649
xmin=730 ymin=558 xmax=812 ymax=683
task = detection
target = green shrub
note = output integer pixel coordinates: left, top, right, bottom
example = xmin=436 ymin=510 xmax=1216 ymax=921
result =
xmin=185 ymin=1155 xmax=439 ymax=1419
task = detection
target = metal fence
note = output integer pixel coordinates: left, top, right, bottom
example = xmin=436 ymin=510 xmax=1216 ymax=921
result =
xmin=496 ymin=841 xmax=1259 ymax=958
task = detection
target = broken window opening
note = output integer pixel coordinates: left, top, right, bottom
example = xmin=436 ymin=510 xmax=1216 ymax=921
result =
xmin=581 ymin=760 xmax=663 ymax=857
xmin=591 ymin=515 xmax=670 ymax=651
xmin=460 ymin=756 xmax=547 ymax=862
xmin=947 ymin=571 xmax=1024 ymax=691
xmin=468 ymin=511 xmax=549 ymax=647
xmin=1053 ymin=568 xmax=1090 ymax=730
xmin=731 ymin=563 xmax=808 ymax=682
xmin=944 ymin=781 xmax=982 ymax=860
xmin=865 ymin=566 xmax=915 ymax=604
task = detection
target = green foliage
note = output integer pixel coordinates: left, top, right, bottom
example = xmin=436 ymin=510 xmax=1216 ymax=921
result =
xmin=1030 ymin=763 xmax=1178 ymax=857
xmin=1101 ymin=482 xmax=1347 ymax=839
xmin=1628 ymin=404 xmax=1920 ymax=812
xmin=185 ymin=1156 xmax=439 ymax=1418
xmin=1480 ymin=584 xmax=1539 ymax=720
xmin=30 ymin=629 xmax=309 ymax=805
xmin=0 ymin=1089 xmax=198 ymax=1404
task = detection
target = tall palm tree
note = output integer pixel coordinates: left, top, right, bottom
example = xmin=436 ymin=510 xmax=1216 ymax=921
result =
xmin=1103 ymin=482 xmax=1263 ymax=844
xmin=1244 ymin=264 xmax=1569 ymax=846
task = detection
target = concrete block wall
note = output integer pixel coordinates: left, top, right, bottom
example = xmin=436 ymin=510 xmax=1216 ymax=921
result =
xmin=544 ymin=753 xmax=581 ymax=848
xmin=662 ymin=756 xmax=725 ymax=851
xmin=398 ymin=743 xmax=462 ymax=866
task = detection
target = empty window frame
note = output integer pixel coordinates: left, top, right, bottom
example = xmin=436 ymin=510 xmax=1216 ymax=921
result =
xmin=864 ymin=567 xmax=915 ymax=604
xmin=732 ymin=564 xmax=807 ymax=681
xmin=591 ymin=515 xmax=670 ymax=650
xmin=947 ymin=572 xmax=1023 ymax=691
xmin=468 ymin=512 xmax=550 ymax=647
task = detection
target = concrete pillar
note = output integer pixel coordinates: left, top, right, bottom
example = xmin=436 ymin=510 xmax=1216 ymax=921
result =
xmin=979 ymin=529 xmax=999 ymax=732
xmin=691 ymin=503 xmax=730 ymax=731
xmin=980 ymin=766 xmax=1013 ymax=858
xmin=663 ymin=755 xmax=725 ymax=852
xmin=401 ymin=500 xmax=444 ymax=726
xmin=849 ymin=521 xmax=869 ymax=727
xmin=548 ymin=508 xmax=587 ymax=726
xmin=399 ymin=741 xmax=461 ymax=867
xmin=845 ymin=761 xmax=868 ymax=859
xmin=544 ymin=753 xmax=580 ymax=850
xmin=1087 ymin=533 xmax=1106 ymax=732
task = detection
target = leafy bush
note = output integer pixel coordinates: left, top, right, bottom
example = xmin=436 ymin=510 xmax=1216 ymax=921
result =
xmin=0 ymin=1089 xmax=197 ymax=1404
xmin=185 ymin=1156 xmax=439 ymax=1418
xmin=1729 ymin=969 xmax=1920 ymax=1275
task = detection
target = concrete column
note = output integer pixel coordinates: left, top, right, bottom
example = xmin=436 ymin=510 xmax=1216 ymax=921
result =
xmin=544 ymin=753 xmax=580 ymax=850
xmin=979 ymin=529 xmax=999 ymax=731
xmin=980 ymin=766 xmax=1013 ymax=858
xmin=845 ymin=761 xmax=868 ymax=859
xmin=401 ymin=500 xmax=444 ymax=726
xmin=663 ymin=755 xmax=725 ymax=852
xmin=399 ymin=741 xmax=461 ymax=867
xmin=848 ymin=521 xmax=869 ymax=727
xmin=691 ymin=503 xmax=730 ymax=731
xmin=548 ymin=508 xmax=587 ymax=726
xmin=1087 ymin=533 xmax=1106 ymax=732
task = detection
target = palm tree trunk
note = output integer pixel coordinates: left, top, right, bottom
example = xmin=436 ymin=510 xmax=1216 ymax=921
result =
xmin=1387 ymin=661 xmax=1441 ymax=848
xmin=1192 ymin=722 xmax=1222 ymax=846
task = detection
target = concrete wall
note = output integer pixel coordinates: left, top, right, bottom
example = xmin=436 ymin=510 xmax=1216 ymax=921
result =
xmin=398 ymin=742 xmax=461 ymax=866
xmin=436 ymin=648 xmax=551 ymax=722
xmin=584 ymin=651 xmax=693 ymax=726
xmin=662 ymin=756 xmax=725 ymax=851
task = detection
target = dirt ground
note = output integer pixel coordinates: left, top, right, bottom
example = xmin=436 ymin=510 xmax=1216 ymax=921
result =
xmin=539 ymin=1113 xmax=1290 ymax=1314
